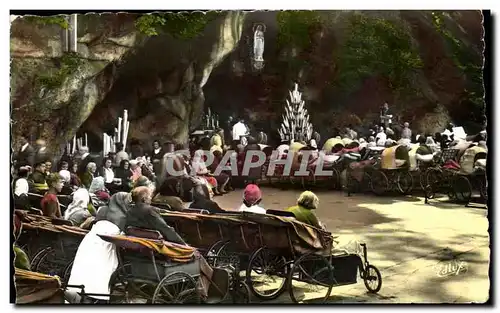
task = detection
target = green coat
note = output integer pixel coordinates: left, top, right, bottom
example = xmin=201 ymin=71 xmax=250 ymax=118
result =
xmin=286 ymin=205 xmax=321 ymax=229
xmin=81 ymin=172 xmax=93 ymax=189
xmin=14 ymin=245 xmax=31 ymax=271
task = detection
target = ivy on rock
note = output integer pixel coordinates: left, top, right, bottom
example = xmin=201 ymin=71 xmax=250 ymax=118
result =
xmin=276 ymin=11 xmax=322 ymax=50
xmin=335 ymin=14 xmax=424 ymax=96
xmin=23 ymin=15 xmax=70 ymax=29
xmin=430 ymin=11 xmax=484 ymax=116
xmin=35 ymin=52 xmax=84 ymax=89
xmin=135 ymin=11 xmax=222 ymax=39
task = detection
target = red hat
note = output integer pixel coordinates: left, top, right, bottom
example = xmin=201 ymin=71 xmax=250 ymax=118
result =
xmin=243 ymin=184 xmax=262 ymax=205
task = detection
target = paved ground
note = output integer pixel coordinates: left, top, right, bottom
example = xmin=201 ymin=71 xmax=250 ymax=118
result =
xmin=216 ymin=187 xmax=490 ymax=303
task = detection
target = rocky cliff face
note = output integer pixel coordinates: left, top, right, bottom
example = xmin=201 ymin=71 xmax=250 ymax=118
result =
xmin=206 ymin=10 xmax=485 ymax=139
xmin=10 ymin=10 xmax=484 ymax=155
xmin=11 ymin=12 xmax=245 ymax=156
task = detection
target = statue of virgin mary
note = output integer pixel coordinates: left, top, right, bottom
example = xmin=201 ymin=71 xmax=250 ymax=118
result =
xmin=253 ymin=24 xmax=265 ymax=62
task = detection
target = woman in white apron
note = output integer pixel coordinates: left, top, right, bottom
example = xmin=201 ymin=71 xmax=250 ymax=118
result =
xmin=66 ymin=192 xmax=131 ymax=303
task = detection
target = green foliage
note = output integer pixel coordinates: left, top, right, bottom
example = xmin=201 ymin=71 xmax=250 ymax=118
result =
xmin=335 ymin=14 xmax=424 ymax=95
xmin=24 ymin=15 xmax=69 ymax=29
xmin=134 ymin=14 xmax=166 ymax=36
xmin=135 ymin=11 xmax=221 ymax=39
xmin=431 ymin=12 xmax=484 ymax=111
xmin=276 ymin=11 xmax=322 ymax=50
xmin=36 ymin=52 xmax=84 ymax=89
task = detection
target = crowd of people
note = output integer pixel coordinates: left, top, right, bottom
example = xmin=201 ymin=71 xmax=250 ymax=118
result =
xmin=12 ymin=106 xmax=488 ymax=224
xmin=12 ymin=103 xmax=488 ymax=302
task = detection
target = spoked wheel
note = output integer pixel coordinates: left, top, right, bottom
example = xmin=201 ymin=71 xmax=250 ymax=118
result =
xmin=205 ymin=241 xmax=225 ymax=260
xmin=361 ymin=172 xmax=372 ymax=192
xmin=479 ymin=177 xmax=488 ymax=200
xmin=396 ymin=171 xmax=413 ymax=195
xmin=246 ymin=247 xmax=289 ymax=300
xmin=425 ymin=168 xmax=442 ymax=192
xmin=346 ymin=172 xmax=359 ymax=196
xmin=228 ymin=281 xmax=251 ymax=304
xmin=362 ymin=264 xmax=382 ymax=293
xmin=329 ymin=168 xmax=340 ymax=190
xmin=453 ymin=175 xmax=473 ymax=204
xmin=288 ymin=253 xmax=334 ymax=303
xmin=212 ymin=241 xmax=233 ymax=269
xmin=152 ymin=272 xmax=200 ymax=304
xmin=109 ymin=263 xmax=154 ymax=303
xmin=424 ymin=185 xmax=435 ymax=200
xmin=418 ymin=171 xmax=428 ymax=191
xmin=30 ymin=246 xmax=50 ymax=271
xmin=370 ymin=171 xmax=389 ymax=196
xmin=34 ymin=247 xmax=65 ymax=277
xmin=62 ymin=261 xmax=73 ymax=284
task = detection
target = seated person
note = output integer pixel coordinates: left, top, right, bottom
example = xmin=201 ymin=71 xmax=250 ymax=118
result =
xmin=287 ymin=191 xmax=362 ymax=256
xmin=13 ymin=168 xmax=31 ymax=211
xmin=152 ymin=177 xmax=188 ymax=212
xmin=133 ymin=175 xmax=153 ymax=189
xmin=64 ymin=188 xmax=96 ymax=226
xmin=89 ymin=177 xmax=111 ymax=203
xmin=29 ymin=162 xmax=48 ymax=192
xmin=114 ymin=160 xmax=133 ymax=192
xmin=40 ymin=173 xmax=64 ymax=218
xmin=189 ymin=184 xmax=226 ymax=214
xmin=126 ymin=186 xmax=187 ymax=245
xmin=81 ymin=162 xmax=97 ymax=190
xmin=238 ymin=184 xmax=266 ymax=214
xmin=286 ymin=191 xmax=323 ymax=229
xmin=58 ymin=170 xmax=75 ymax=195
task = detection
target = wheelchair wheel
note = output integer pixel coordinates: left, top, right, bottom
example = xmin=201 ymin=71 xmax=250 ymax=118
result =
xmin=361 ymin=172 xmax=372 ymax=193
xmin=109 ymin=263 xmax=155 ymax=303
xmin=30 ymin=246 xmax=50 ymax=271
xmin=363 ymin=265 xmax=382 ymax=293
xmin=424 ymin=168 xmax=441 ymax=190
xmin=34 ymin=247 xmax=64 ymax=277
xmin=152 ymin=272 xmax=200 ymax=304
xmin=205 ymin=240 xmax=229 ymax=260
xmin=288 ymin=253 xmax=334 ymax=303
xmin=346 ymin=172 xmax=359 ymax=196
xmin=479 ymin=176 xmax=488 ymax=200
xmin=396 ymin=171 xmax=413 ymax=195
xmin=424 ymin=185 xmax=435 ymax=199
xmin=453 ymin=175 xmax=472 ymax=203
xmin=212 ymin=241 xmax=234 ymax=269
xmin=246 ymin=247 xmax=288 ymax=300
xmin=330 ymin=168 xmax=341 ymax=190
xmin=370 ymin=171 xmax=389 ymax=196
xmin=62 ymin=260 xmax=73 ymax=284
xmin=229 ymin=281 xmax=251 ymax=304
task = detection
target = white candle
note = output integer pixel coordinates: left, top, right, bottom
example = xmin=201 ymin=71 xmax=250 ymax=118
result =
xmin=123 ymin=121 xmax=130 ymax=151
xmin=122 ymin=110 xmax=128 ymax=145
xmin=117 ymin=117 xmax=122 ymax=143
xmin=107 ymin=135 xmax=111 ymax=156
xmin=102 ymin=133 xmax=106 ymax=156
xmin=72 ymin=136 xmax=76 ymax=154
xmin=85 ymin=133 xmax=88 ymax=147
